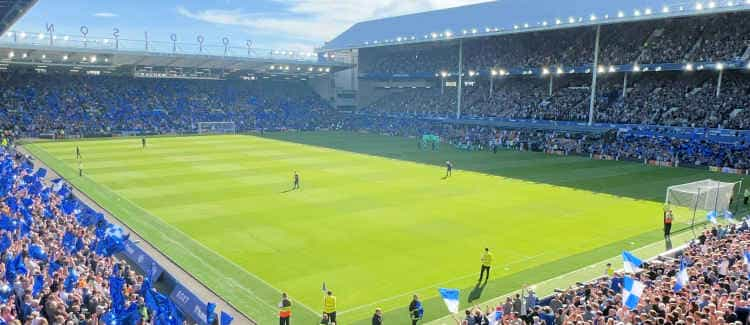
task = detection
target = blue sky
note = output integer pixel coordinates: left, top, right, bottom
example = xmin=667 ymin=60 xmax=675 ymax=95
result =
xmin=11 ymin=0 xmax=488 ymax=52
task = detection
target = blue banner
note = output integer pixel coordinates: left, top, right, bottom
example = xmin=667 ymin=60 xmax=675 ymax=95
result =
xmin=122 ymin=240 xmax=164 ymax=281
xmin=170 ymin=283 xmax=209 ymax=325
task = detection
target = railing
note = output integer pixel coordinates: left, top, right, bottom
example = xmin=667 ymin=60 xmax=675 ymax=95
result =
xmin=0 ymin=30 xmax=319 ymax=62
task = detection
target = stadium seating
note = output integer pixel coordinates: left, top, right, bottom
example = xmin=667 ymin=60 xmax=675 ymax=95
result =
xmin=0 ymin=72 xmax=330 ymax=137
xmin=0 ymin=148 xmax=182 ymax=324
xmin=359 ymin=12 xmax=750 ymax=74
xmin=465 ymin=222 xmax=750 ymax=325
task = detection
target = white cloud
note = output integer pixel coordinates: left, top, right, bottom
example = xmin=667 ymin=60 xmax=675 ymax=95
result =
xmin=93 ymin=12 xmax=118 ymax=18
xmin=177 ymin=0 xmax=488 ymax=50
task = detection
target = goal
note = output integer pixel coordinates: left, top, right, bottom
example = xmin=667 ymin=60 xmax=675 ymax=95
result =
xmin=197 ymin=122 xmax=236 ymax=135
xmin=665 ymin=179 xmax=742 ymax=231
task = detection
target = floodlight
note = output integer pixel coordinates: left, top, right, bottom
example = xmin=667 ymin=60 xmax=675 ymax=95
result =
xmin=542 ymin=68 xmax=550 ymax=75
xmin=685 ymin=63 xmax=694 ymax=71
xmin=633 ymin=65 xmax=640 ymax=72
xmin=7 ymin=51 xmax=13 ymax=58
xmin=716 ymin=62 xmax=724 ymax=70
xmin=618 ymin=11 xmax=625 ymax=17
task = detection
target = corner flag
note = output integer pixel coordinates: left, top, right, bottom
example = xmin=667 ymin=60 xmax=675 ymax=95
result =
xmin=438 ymin=288 xmax=459 ymax=314
xmin=322 ymin=281 xmax=327 ymax=293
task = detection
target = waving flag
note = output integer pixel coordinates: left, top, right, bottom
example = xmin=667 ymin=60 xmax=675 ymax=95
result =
xmin=707 ymin=210 xmax=718 ymax=224
xmin=64 ymin=267 xmax=78 ymax=293
xmin=622 ymin=251 xmax=643 ymax=273
xmin=48 ymin=258 xmax=62 ymax=278
xmin=220 ymin=311 xmax=234 ymax=325
xmin=29 ymin=244 xmax=48 ymax=261
xmin=32 ymin=274 xmax=44 ymax=297
xmin=207 ymin=302 xmax=217 ymax=324
xmin=622 ymin=277 xmax=645 ymax=309
xmin=0 ymin=215 xmax=18 ymax=231
xmin=0 ymin=234 xmax=10 ymax=253
xmin=743 ymin=251 xmax=750 ymax=279
xmin=438 ymin=288 xmax=460 ymax=314
xmin=673 ymin=258 xmax=689 ymax=292
xmin=62 ymin=231 xmax=77 ymax=252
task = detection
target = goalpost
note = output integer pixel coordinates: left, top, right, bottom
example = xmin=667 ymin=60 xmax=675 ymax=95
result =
xmin=197 ymin=122 xmax=237 ymax=135
xmin=665 ymin=179 xmax=742 ymax=236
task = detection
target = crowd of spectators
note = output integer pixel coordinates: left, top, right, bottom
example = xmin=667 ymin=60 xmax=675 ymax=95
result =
xmin=331 ymin=112 xmax=750 ymax=170
xmin=0 ymin=72 xmax=330 ymax=137
xmin=359 ymin=12 xmax=750 ymax=75
xmin=363 ymin=71 xmax=750 ymax=129
xmin=0 ymin=145 xmax=184 ymax=324
xmin=455 ymin=222 xmax=750 ymax=325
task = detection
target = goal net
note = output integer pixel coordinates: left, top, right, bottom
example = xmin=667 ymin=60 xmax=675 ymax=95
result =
xmin=666 ymin=179 xmax=741 ymax=227
xmin=197 ymin=122 xmax=236 ymax=135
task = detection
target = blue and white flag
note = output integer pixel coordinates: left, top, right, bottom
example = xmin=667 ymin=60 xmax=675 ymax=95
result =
xmin=707 ymin=210 xmax=718 ymax=224
xmin=438 ymin=288 xmax=460 ymax=314
xmin=743 ymin=251 xmax=750 ymax=279
xmin=622 ymin=251 xmax=643 ymax=273
xmin=724 ymin=210 xmax=735 ymax=221
xmin=622 ymin=277 xmax=645 ymax=310
xmin=673 ymin=258 xmax=689 ymax=292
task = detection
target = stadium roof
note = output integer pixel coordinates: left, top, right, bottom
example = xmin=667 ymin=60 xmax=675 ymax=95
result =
xmin=0 ymin=0 xmax=36 ymax=35
xmin=320 ymin=0 xmax=750 ymax=52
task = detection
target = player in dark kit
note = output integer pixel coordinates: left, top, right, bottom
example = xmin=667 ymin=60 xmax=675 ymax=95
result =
xmin=293 ymin=171 xmax=300 ymax=190
xmin=75 ymin=146 xmax=81 ymax=160
xmin=141 ymin=137 xmax=146 ymax=148
xmin=445 ymin=161 xmax=453 ymax=177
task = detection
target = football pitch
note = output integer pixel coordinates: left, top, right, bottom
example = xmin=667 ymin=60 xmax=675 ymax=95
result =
xmin=24 ymin=132 xmax=748 ymax=324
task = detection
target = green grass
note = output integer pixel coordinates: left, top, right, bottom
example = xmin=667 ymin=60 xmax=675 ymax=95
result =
xmin=24 ymin=132 xmax=748 ymax=324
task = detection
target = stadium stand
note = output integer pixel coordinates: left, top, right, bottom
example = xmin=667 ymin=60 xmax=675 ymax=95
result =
xmin=458 ymin=222 xmax=750 ymax=325
xmin=2 ymin=1 xmax=750 ymax=323
xmin=0 ymin=72 xmax=330 ymax=137
xmin=0 ymin=146 xmax=185 ymax=324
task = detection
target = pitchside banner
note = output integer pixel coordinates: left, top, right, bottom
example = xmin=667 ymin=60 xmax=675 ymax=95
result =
xmin=122 ymin=239 xmax=164 ymax=281
xmin=170 ymin=283 xmax=210 ymax=325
